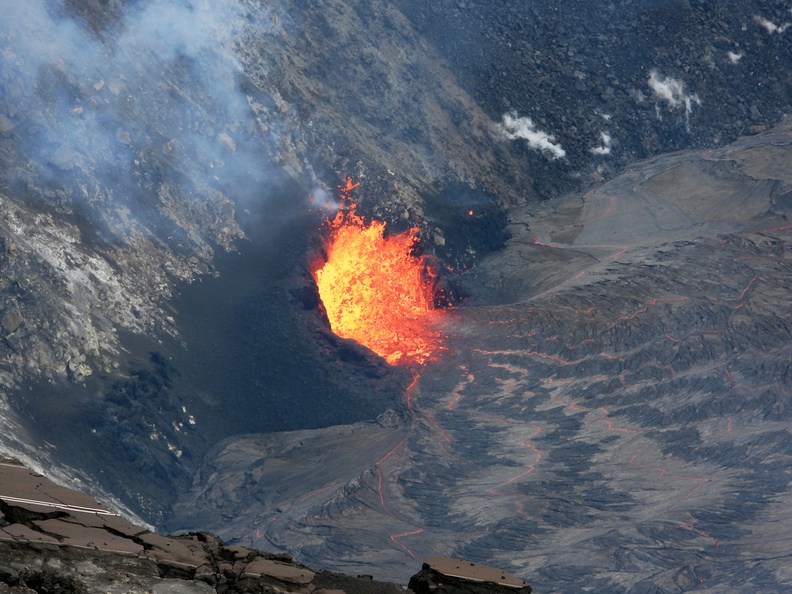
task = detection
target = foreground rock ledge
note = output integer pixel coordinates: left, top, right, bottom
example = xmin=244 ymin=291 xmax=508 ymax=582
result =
xmin=410 ymin=557 xmax=531 ymax=594
xmin=0 ymin=462 xmax=530 ymax=593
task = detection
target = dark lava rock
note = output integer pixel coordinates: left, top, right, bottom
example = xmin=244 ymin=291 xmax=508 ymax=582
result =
xmin=1 ymin=0 xmax=792 ymax=592
xmin=166 ymin=119 xmax=792 ymax=591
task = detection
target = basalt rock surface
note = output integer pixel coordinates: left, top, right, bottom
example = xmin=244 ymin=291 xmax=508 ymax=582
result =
xmin=409 ymin=557 xmax=531 ymax=594
xmin=395 ymin=0 xmax=792 ymax=193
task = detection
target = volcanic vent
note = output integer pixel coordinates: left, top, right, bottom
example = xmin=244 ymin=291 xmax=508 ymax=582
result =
xmin=312 ymin=180 xmax=446 ymax=367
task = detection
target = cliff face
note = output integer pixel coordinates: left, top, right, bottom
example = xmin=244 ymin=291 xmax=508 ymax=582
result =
xmin=0 ymin=460 xmax=404 ymax=594
xmin=0 ymin=0 xmax=534 ymax=395
xmin=1 ymin=0 xmax=787 ymax=403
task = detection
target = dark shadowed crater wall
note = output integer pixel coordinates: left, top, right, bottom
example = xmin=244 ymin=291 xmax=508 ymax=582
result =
xmin=11 ymin=172 xmax=411 ymax=523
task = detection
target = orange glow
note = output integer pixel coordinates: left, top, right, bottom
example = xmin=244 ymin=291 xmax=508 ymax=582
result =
xmin=312 ymin=180 xmax=444 ymax=366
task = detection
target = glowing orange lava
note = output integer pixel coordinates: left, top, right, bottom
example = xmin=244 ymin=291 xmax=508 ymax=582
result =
xmin=312 ymin=180 xmax=444 ymax=366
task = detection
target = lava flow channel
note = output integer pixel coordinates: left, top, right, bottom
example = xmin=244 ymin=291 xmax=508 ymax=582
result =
xmin=312 ymin=181 xmax=445 ymax=367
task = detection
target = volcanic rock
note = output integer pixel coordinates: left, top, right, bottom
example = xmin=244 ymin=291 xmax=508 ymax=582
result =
xmin=409 ymin=557 xmax=531 ymax=594
xmin=0 ymin=461 xmax=528 ymax=593
xmin=169 ymin=119 xmax=792 ymax=591
xmin=0 ymin=0 xmax=539 ymax=524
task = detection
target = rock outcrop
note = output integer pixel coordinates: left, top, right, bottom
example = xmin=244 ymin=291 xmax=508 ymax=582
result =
xmin=409 ymin=557 xmax=531 ymax=594
xmin=0 ymin=460 xmax=528 ymax=594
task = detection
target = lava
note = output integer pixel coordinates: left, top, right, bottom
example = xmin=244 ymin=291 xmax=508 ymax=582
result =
xmin=390 ymin=528 xmax=424 ymax=558
xmin=312 ymin=179 xmax=445 ymax=366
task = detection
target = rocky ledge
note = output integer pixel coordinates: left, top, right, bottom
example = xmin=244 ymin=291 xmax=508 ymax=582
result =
xmin=0 ymin=461 xmax=528 ymax=594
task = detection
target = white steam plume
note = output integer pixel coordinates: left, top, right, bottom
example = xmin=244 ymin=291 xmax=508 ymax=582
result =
xmin=753 ymin=15 xmax=790 ymax=34
xmin=497 ymin=111 xmax=566 ymax=160
xmin=647 ymin=70 xmax=701 ymax=131
xmin=590 ymin=132 xmax=612 ymax=155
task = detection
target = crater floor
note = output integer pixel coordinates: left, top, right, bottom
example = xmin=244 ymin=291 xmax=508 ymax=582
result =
xmin=171 ymin=120 xmax=792 ymax=592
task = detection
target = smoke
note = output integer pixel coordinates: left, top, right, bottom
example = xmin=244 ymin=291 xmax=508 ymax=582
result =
xmin=308 ymin=186 xmax=339 ymax=212
xmin=497 ymin=111 xmax=566 ymax=160
xmin=0 ymin=0 xmax=280 ymax=240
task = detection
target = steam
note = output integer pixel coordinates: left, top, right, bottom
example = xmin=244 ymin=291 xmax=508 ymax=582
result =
xmin=0 ymin=0 xmax=279 ymax=238
xmin=590 ymin=132 xmax=612 ymax=156
xmin=753 ymin=15 xmax=790 ymax=34
xmin=497 ymin=111 xmax=566 ymax=160
xmin=647 ymin=70 xmax=700 ymax=131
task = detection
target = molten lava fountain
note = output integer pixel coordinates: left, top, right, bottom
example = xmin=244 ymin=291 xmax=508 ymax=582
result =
xmin=312 ymin=180 xmax=445 ymax=367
